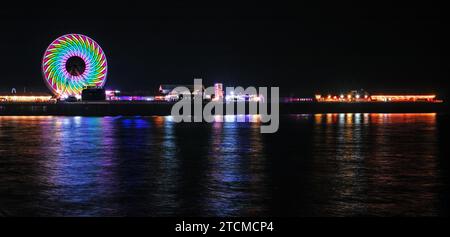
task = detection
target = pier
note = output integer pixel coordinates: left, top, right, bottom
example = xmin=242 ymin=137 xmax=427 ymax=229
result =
xmin=0 ymin=101 xmax=446 ymax=116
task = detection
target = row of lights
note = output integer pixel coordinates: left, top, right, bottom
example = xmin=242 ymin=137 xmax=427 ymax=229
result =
xmin=316 ymin=94 xmax=369 ymax=101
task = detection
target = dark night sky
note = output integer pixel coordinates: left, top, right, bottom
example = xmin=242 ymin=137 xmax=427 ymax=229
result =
xmin=0 ymin=2 xmax=447 ymax=97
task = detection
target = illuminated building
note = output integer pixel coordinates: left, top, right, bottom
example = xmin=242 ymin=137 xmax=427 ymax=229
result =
xmin=42 ymin=34 xmax=107 ymax=98
xmin=224 ymin=91 xmax=262 ymax=102
xmin=370 ymin=95 xmax=437 ymax=102
xmin=315 ymin=89 xmax=439 ymax=103
xmin=213 ymin=83 xmax=224 ymax=101
xmin=159 ymin=84 xmax=204 ymax=101
xmin=110 ymin=96 xmax=155 ymax=101
xmin=0 ymin=92 xmax=53 ymax=103
xmin=105 ymin=90 xmax=121 ymax=100
xmin=105 ymin=90 xmax=155 ymax=101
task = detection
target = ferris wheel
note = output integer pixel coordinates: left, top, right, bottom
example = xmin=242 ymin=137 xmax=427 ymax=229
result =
xmin=42 ymin=34 xmax=108 ymax=97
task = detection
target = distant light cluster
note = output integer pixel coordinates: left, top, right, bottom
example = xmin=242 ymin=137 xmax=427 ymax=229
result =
xmin=315 ymin=90 xmax=438 ymax=103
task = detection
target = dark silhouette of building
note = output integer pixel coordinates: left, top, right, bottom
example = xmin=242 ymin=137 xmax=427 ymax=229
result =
xmin=81 ymin=87 xmax=106 ymax=101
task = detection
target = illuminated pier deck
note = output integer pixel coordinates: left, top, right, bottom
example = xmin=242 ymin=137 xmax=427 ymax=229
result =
xmin=0 ymin=101 xmax=446 ymax=116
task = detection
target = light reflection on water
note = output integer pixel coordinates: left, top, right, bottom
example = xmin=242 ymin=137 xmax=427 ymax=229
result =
xmin=0 ymin=114 xmax=447 ymax=216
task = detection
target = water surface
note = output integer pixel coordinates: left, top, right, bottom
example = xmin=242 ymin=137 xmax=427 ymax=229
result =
xmin=0 ymin=114 xmax=448 ymax=216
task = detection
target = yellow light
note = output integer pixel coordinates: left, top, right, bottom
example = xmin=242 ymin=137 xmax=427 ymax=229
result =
xmin=370 ymin=95 xmax=436 ymax=102
xmin=0 ymin=95 xmax=52 ymax=102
